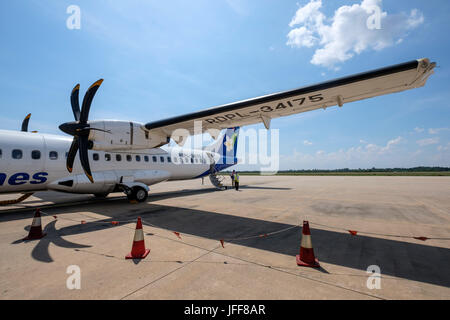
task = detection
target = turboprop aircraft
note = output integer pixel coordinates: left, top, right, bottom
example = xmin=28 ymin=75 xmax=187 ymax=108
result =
xmin=0 ymin=58 xmax=436 ymax=204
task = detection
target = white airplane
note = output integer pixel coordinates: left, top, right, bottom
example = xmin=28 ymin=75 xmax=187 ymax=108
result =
xmin=0 ymin=58 xmax=436 ymax=204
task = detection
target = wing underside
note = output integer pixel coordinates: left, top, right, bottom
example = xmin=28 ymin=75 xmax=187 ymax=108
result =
xmin=144 ymin=58 xmax=435 ymax=138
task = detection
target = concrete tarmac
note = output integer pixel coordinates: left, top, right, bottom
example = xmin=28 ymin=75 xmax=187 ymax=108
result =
xmin=0 ymin=176 xmax=449 ymax=300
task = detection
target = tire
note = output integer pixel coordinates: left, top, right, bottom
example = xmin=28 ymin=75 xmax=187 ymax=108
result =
xmin=93 ymin=192 xmax=109 ymax=199
xmin=131 ymin=186 xmax=148 ymax=202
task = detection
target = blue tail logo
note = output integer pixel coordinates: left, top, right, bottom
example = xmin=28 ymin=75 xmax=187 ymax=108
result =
xmin=214 ymin=127 xmax=240 ymax=165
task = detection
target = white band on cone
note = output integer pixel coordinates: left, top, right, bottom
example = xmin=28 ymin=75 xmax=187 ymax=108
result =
xmin=301 ymin=235 xmax=313 ymax=249
xmin=133 ymin=229 xmax=144 ymax=242
xmin=31 ymin=217 xmax=41 ymax=227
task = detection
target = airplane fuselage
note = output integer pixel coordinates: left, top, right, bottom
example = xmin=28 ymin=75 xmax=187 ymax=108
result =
xmin=0 ymin=129 xmax=224 ymax=196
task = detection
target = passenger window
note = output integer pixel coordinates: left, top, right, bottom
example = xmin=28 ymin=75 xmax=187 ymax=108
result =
xmin=116 ymin=154 xmax=122 ymax=161
xmin=105 ymin=154 xmax=111 ymax=161
xmin=136 ymin=155 xmax=141 ymax=162
xmin=49 ymin=151 xmax=58 ymax=160
xmin=160 ymin=156 xmax=165 ymax=163
xmin=190 ymin=157 xmax=194 ymax=163
xmin=167 ymin=157 xmax=171 ymax=163
xmin=65 ymin=152 xmax=68 ymax=158
xmin=0 ymin=149 xmax=2 ymax=159
xmin=144 ymin=156 xmax=149 ymax=162
xmin=11 ymin=149 xmax=22 ymax=159
xmin=12 ymin=149 xmax=23 ymax=159
xmin=126 ymin=155 xmax=132 ymax=162
xmin=31 ymin=150 xmax=41 ymax=160
xmin=152 ymin=156 xmax=157 ymax=162
xmin=93 ymin=153 xmax=99 ymax=161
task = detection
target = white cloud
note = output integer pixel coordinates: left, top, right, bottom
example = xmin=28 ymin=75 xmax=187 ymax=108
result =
xmin=437 ymin=143 xmax=450 ymax=152
xmin=286 ymin=0 xmax=424 ymax=68
xmin=278 ymin=136 xmax=406 ymax=169
xmin=414 ymin=127 xmax=424 ymax=133
xmin=384 ymin=136 xmax=403 ymax=151
xmin=303 ymin=139 xmax=313 ymax=146
xmin=236 ymin=135 xmax=448 ymax=170
xmin=428 ymin=127 xmax=450 ymax=134
xmin=359 ymin=139 xmax=367 ymax=144
xmin=272 ymin=135 xmax=450 ymax=170
xmin=417 ymin=137 xmax=439 ymax=147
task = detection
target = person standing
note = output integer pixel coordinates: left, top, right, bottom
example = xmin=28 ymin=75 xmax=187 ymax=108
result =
xmin=234 ymin=172 xmax=239 ymax=191
xmin=230 ymin=170 xmax=235 ymax=188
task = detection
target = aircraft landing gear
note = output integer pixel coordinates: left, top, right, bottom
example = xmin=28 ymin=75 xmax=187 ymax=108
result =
xmin=127 ymin=186 xmax=148 ymax=202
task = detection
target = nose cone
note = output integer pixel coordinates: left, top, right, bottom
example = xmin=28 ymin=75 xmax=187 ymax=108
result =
xmin=59 ymin=122 xmax=77 ymax=136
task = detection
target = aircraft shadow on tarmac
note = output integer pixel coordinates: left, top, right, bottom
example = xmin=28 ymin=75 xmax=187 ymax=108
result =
xmin=3 ymin=188 xmax=449 ymax=288
xmin=12 ymin=220 xmax=92 ymax=263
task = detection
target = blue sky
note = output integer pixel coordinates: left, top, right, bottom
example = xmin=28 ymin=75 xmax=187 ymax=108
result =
xmin=1 ymin=0 xmax=449 ymax=169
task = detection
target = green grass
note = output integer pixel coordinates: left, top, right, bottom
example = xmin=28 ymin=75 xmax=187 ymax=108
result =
xmin=219 ymin=171 xmax=450 ymax=176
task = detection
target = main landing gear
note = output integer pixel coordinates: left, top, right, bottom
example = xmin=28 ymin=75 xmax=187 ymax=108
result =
xmin=126 ymin=186 xmax=148 ymax=202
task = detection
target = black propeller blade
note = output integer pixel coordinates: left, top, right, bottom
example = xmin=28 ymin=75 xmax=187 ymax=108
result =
xmin=70 ymin=84 xmax=80 ymax=121
xmin=66 ymin=137 xmax=79 ymax=173
xmin=59 ymin=79 xmax=104 ymax=183
xmin=21 ymin=113 xmax=31 ymax=132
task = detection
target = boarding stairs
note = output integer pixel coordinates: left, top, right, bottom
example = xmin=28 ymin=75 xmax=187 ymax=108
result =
xmin=209 ymin=164 xmax=227 ymax=190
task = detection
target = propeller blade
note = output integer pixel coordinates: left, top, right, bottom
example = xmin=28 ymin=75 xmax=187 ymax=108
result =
xmin=66 ymin=136 xmax=79 ymax=173
xmin=78 ymin=136 xmax=94 ymax=183
xmin=80 ymin=79 xmax=103 ymax=124
xmin=70 ymin=84 xmax=81 ymax=121
xmin=21 ymin=113 xmax=31 ymax=132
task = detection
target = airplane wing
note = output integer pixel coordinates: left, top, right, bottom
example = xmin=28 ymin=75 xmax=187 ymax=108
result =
xmin=144 ymin=58 xmax=435 ymax=139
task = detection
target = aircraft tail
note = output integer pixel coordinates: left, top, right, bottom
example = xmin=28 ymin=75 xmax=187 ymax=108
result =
xmin=205 ymin=127 xmax=240 ymax=165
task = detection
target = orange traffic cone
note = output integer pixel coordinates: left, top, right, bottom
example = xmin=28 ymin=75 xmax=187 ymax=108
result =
xmin=126 ymin=217 xmax=150 ymax=259
xmin=296 ymin=221 xmax=320 ymax=268
xmin=23 ymin=208 xmax=46 ymax=240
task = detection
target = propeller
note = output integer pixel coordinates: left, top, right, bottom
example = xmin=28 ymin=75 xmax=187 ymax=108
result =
xmin=21 ymin=113 xmax=31 ymax=132
xmin=59 ymin=79 xmax=105 ymax=183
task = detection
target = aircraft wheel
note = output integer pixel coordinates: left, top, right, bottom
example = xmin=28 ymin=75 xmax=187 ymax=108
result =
xmin=131 ymin=186 xmax=148 ymax=202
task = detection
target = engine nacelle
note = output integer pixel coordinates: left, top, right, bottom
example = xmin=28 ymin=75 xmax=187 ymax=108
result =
xmin=87 ymin=120 xmax=169 ymax=151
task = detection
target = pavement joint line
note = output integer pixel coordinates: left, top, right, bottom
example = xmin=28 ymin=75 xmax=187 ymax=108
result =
xmin=136 ymin=226 xmax=388 ymax=300
xmin=73 ymin=247 xmax=405 ymax=281
xmin=212 ymin=243 xmax=387 ymax=300
xmin=16 ymin=196 xmax=446 ymax=299
xmin=21 ymin=213 xmax=391 ymax=300
xmin=123 ymin=223 xmax=388 ymax=300
xmin=119 ymin=244 xmax=222 ymax=300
